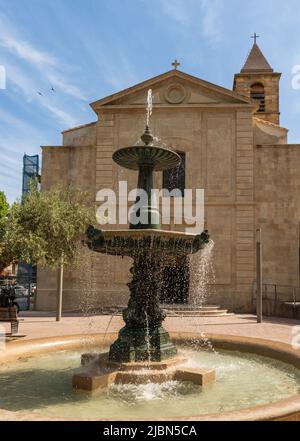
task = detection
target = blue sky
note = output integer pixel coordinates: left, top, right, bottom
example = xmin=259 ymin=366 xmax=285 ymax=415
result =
xmin=1 ymin=0 xmax=300 ymax=203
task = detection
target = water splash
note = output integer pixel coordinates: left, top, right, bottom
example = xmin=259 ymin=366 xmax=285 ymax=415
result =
xmin=77 ymin=245 xmax=98 ymax=337
xmin=189 ymin=239 xmax=216 ymax=307
xmin=110 ymin=380 xmax=188 ymax=404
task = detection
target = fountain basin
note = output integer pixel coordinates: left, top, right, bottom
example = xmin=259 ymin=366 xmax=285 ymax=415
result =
xmin=113 ymin=145 xmax=181 ymax=171
xmin=0 ymin=333 xmax=300 ymax=421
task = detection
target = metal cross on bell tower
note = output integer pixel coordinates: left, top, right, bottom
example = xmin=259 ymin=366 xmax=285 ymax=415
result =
xmin=251 ymin=33 xmax=260 ymax=44
xmin=172 ymin=59 xmax=180 ymax=70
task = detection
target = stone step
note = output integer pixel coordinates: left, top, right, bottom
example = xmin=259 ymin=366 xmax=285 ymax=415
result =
xmin=81 ymin=305 xmax=233 ymax=317
xmin=160 ymin=304 xmax=221 ymax=311
xmin=161 ymin=304 xmax=233 ymax=317
xmin=163 ymin=310 xmax=231 ymax=317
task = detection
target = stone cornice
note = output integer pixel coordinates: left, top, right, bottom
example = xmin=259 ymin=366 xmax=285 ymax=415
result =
xmin=97 ymin=103 xmax=256 ymax=111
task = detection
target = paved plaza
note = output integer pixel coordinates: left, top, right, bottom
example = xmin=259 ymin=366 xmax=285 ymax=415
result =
xmin=2 ymin=312 xmax=299 ymax=346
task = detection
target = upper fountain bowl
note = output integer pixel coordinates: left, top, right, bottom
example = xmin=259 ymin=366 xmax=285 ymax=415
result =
xmin=112 ymin=125 xmax=181 ymax=171
xmin=113 ymin=146 xmax=181 ymax=171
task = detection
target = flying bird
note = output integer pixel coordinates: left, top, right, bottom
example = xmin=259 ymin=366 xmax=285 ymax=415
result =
xmin=37 ymin=91 xmax=43 ymax=96
xmin=50 ymin=86 xmax=55 ymax=92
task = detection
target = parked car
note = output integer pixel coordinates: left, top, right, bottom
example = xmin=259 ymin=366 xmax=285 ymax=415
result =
xmin=14 ymin=285 xmax=28 ymax=297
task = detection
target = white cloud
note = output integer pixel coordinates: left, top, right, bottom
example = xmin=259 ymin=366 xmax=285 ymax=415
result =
xmin=43 ymin=103 xmax=77 ymax=128
xmin=2 ymin=61 xmax=79 ymax=127
xmin=1 ymin=35 xmax=57 ymax=67
xmin=0 ymin=150 xmax=22 ymax=173
xmin=159 ymin=0 xmax=223 ymax=45
xmin=98 ymin=54 xmax=137 ymax=90
xmin=0 ymin=11 xmax=86 ymax=103
xmin=48 ymin=74 xmax=86 ymax=100
xmin=199 ymin=0 xmax=223 ymax=44
xmin=0 ymin=12 xmax=87 ymax=202
xmin=77 ymin=34 xmax=137 ymax=92
xmin=161 ymin=0 xmax=190 ymax=25
xmin=4 ymin=61 xmax=36 ymax=100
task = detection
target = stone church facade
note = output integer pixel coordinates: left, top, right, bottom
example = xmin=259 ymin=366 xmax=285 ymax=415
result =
xmin=37 ymin=42 xmax=300 ymax=313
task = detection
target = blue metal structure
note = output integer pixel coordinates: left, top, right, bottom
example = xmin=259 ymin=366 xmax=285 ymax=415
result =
xmin=17 ymin=154 xmax=40 ymax=309
xmin=22 ymin=154 xmax=40 ymax=196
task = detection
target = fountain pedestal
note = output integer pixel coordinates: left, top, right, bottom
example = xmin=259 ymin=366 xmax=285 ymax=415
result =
xmin=109 ymin=251 xmax=177 ymax=362
xmin=72 ymin=353 xmax=216 ymax=390
xmin=109 ymin=326 xmax=177 ymax=362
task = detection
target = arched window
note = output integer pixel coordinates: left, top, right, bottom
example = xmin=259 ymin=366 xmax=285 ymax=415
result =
xmin=250 ymin=83 xmax=265 ymax=112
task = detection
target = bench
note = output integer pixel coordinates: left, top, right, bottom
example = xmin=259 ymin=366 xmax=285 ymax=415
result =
xmin=0 ymin=306 xmax=19 ymax=335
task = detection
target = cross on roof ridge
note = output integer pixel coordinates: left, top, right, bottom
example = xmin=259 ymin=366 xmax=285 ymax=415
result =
xmin=172 ymin=59 xmax=180 ymax=70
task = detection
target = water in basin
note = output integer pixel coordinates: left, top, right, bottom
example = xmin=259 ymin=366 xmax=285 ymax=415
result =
xmin=0 ymin=345 xmax=299 ymax=419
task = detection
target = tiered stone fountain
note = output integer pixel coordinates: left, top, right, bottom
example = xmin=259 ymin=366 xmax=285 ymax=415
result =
xmin=73 ymin=93 xmax=215 ymax=390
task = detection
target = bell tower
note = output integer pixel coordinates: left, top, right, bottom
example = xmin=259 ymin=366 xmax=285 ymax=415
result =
xmin=233 ymin=34 xmax=281 ymax=125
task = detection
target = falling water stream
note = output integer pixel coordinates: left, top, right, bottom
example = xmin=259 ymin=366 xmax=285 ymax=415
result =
xmin=77 ymin=245 xmax=98 ymax=335
xmin=189 ymin=239 xmax=216 ymax=307
xmin=144 ymin=311 xmax=151 ymax=363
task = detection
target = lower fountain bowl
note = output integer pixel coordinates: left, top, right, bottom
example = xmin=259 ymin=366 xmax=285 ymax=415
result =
xmin=0 ymin=333 xmax=300 ymax=421
xmin=86 ymin=227 xmax=210 ymax=258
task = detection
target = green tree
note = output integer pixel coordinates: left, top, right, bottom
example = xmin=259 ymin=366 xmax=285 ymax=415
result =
xmin=0 ymin=191 xmax=9 ymax=217
xmin=0 ymin=185 xmax=95 ymax=318
xmin=2 ymin=185 xmax=93 ymax=266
